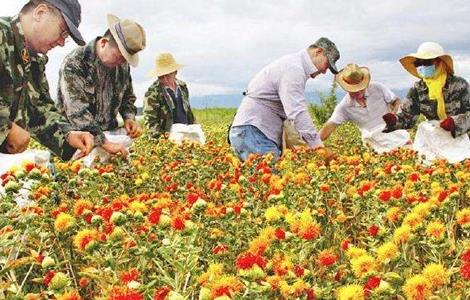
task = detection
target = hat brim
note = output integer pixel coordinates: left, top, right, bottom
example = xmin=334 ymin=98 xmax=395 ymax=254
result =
xmin=399 ymin=53 xmax=454 ymax=78
xmin=328 ymin=59 xmax=339 ymax=74
xmin=63 ymin=13 xmax=85 ymax=46
xmin=147 ymin=64 xmax=185 ymax=78
xmin=335 ymin=67 xmax=371 ymax=93
xmin=107 ymin=14 xmax=139 ymax=67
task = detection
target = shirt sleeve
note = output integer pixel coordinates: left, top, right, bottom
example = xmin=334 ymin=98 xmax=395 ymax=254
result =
xmin=451 ymin=78 xmax=470 ymax=137
xmin=395 ymin=86 xmax=420 ymax=130
xmin=28 ymin=58 xmax=76 ymax=160
xmin=278 ymin=68 xmax=323 ymax=148
xmin=58 ymin=60 xmax=106 ymax=146
xmin=0 ymin=29 xmax=12 ymax=145
xmin=143 ymin=83 xmax=167 ymax=139
xmin=119 ymin=65 xmax=137 ymax=121
xmin=374 ymin=81 xmax=397 ymax=104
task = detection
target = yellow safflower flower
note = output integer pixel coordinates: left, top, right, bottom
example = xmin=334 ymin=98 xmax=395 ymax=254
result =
xmin=376 ymin=242 xmax=399 ymax=262
xmin=422 ymin=263 xmax=448 ymax=287
xmin=425 ymin=221 xmax=446 ymax=240
xmin=128 ymin=201 xmax=148 ymax=213
xmin=265 ymin=207 xmax=282 ymax=222
xmin=456 ymin=208 xmax=470 ymax=227
xmin=402 ymin=275 xmax=431 ymax=300
xmin=346 ymin=247 xmax=367 ymax=260
xmin=403 ymin=212 xmax=423 ymax=230
xmin=393 ymin=225 xmax=412 ymax=244
xmin=54 ymin=213 xmax=75 ymax=233
xmin=386 ymin=207 xmax=401 ymax=223
xmin=351 ymin=255 xmax=376 ymax=278
xmin=337 ymin=284 xmax=365 ymax=300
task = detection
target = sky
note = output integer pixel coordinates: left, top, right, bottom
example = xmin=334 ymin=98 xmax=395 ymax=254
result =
xmin=3 ymin=0 xmax=470 ymax=107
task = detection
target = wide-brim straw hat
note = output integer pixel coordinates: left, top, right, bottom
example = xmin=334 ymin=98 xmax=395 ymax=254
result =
xmin=335 ymin=63 xmax=371 ymax=93
xmin=148 ymin=53 xmax=185 ymax=77
xmin=399 ymin=42 xmax=454 ymax=78
xmin=107 ymin=14 xmax=146 ymax=67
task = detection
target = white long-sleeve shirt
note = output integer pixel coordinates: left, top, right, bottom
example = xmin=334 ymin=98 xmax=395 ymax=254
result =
xmin=232 ymin=49 xmax=323 ymax=148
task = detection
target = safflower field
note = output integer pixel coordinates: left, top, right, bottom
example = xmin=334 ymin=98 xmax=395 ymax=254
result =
xmin=0 ymin=108 xmax=469 ymax=300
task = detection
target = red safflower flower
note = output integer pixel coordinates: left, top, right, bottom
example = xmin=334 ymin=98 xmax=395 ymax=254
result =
xmin=120 ymin=268 xmax=139 ymax=284
xmin=79 ymin=277 xmax=90 ymax=288
xmin=153 ymin=287 xmax=171 ymax=300
xmin=212 ymin=244 xmax=229 ymax=255
xmin=153 ymin=286 xmax=171 ymax=300
xmin=438 ymin=191 xmax=448 ymax=202
xmin=306 ymin=288 xmax=316 ymax=300
xmin=109 ymin=287 xmax=144 ymax=300
xmin=461 ymin=262 xmax=470 ymax=281
xmin=148 ymin=209 xmax=162 ymax=225
xmin=368 ymin=225 xmax=379 ymax=237
xmin=43 ymin=270 xmax=56 ymax=285
xmin=274 ymin=228 xmax=286 ymax=240
xmin=378 ymin=190 xmax=391 ymax=202
xmin=391 ymin=187 xmax=402 ymax=199
xmin=186 ymin=193 xmax=199 ymax=206
xmin=294 ymin=265 xmax=304 ymax=277
xmin=461 ymin=249 xmax=470 ymax=263
xmin=317 ymin=250 xmax=338 ymax=267
xmin=340 ymin=239 xmax=350 ymax=250
xmin=364 ymin=276 xmax=381 ymax=293
xmin=408 ymin=173 xmax=420 ymax=182
xmin=235 ymin=252 xmax=266 ymax=270
xmin=171 ymin=216 xmax=185 ymax=231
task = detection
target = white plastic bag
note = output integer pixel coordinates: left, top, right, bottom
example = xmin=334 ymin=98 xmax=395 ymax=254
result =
xmin=169 ymin=124 xmax=205 ymax=145
xmin=75 ymin=128 xmax=133 ymax=167
xmin=361 ymin=125 xmax=411 ymax=153
xmin=413 ymin=120 xmax=470 ymax=163
xmin=0 ymin=150 xmax=51 ymax=207
xmin=0 ymin=150 xmax=50 ymax=176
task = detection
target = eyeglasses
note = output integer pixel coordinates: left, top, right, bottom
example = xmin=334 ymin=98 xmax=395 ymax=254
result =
xmin=413 ymin=59 xmax=434 ymax=67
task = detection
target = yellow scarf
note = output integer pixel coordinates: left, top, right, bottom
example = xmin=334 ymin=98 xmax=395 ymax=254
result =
xmin=422 ymin=61 xmax=447 ymax=120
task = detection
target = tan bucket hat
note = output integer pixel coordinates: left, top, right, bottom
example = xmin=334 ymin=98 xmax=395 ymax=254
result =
xmin=107 ymin=14 xmax=146 ymax=67
xmin=335 ymin=64 xmax=371 ymax=92
xmin=149 ymin=53 xmax=185 ymax=77
xmin=399 ymin=42 xmax=454 ymax=78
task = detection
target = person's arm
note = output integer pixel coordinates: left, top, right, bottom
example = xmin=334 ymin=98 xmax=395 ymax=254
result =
xmin=390 ymin=98 xmax=401 ymax=113
xmin=0 ymin=90 xmax=11 ymax=148
xmin=119 ymin=66 xmax=138 ymax=122
xmin=179 ymin=81 xmax=196 ymax=124
xmin=449 ymin=79 xmax=470 ymax=137
xmin=319 ymin=122 xmax=338 ymax=141
xmin=143 ymin=83 xmax=167 ymax=139
xmin=385 ymin=85 xmax=420 ymax=131
xmin=278 ymin=69 xmax=323 ymax=148
xmin=0 ymin=28 xmax=12 ymax=148
xmin=58 ymin=59 xmax=106 ymax=146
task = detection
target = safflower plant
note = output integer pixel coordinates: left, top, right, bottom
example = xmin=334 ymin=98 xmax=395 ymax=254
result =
xmin=0 ymin=122 xmax=469 ymax=299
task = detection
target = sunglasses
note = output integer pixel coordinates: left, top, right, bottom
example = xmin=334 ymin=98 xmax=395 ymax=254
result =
xmin=413 ymin=59 xmax=434 ymax=67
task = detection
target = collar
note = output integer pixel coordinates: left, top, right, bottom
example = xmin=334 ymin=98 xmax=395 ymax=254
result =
xmin=11 ymin=15 xmax=38 ymax=65
xmin=346 ymin=89 xmax=370 ymax=107
xmin=300 ymin=49 xmax=316 ymax=77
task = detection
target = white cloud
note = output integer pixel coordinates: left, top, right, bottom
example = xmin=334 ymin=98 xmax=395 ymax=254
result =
xmin=3 ymin=0 xmax=470 ymax=106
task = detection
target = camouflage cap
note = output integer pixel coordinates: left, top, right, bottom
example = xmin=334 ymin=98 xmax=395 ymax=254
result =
xmin=313 ymin=37 xmax=340 ymax=74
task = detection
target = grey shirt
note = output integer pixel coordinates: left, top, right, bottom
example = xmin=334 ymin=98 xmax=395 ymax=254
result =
xmin=232 ymin=49 xmax=322 ymax=148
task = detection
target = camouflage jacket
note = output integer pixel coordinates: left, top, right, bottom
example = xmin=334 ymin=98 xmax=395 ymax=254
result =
xmin=143 ymin=79 xmax=195 ymax=139
xmin=395 ymin=74 xmax=470 ymax=137
xmin=57 ymin=38 xmax=137 ymax=146
xmin=0 ymin=16 xmax=76 ymax=160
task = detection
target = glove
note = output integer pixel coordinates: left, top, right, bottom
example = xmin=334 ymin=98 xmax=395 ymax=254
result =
xmin=382 ymin=113 xmax=397 ymax=133
xmin=440 ymin=117 xmax=456 ymax=133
